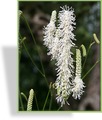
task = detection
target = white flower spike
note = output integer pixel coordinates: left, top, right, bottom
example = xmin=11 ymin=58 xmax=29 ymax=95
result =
xmin=54 ymin=6 xmax=76 ymax=107
xmin=72 ymin=49 xmax=85 ymax=99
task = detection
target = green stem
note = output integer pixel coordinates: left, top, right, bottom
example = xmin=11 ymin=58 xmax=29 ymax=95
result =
xmin=19 ymin=35 xmax=24 ymax=111
xmin=82 ymin=60 xmax=99 ymax=80
xmin=19 ymin=53 xmax=21 ymax=62
xmin=19 ymin=37 xmax=26 ymax=45
xmin=57 ymin=106 xmax=61 ymax=111
xmin=19 ymin=93 xmax=24 ymax=111
xmin=49 ymin=91 xmax=52 ymax=110
xmin=19 ymin=33 xmax=45 ymax=77
xmin=21 ymin=92 xmax=27 ymax=102
xmin=82 ymin=40 xmax=95 ymax=70
xmin=22 ymin=15 xmax=48 ymax=86
xmin=42 ymin=90 xmax=50 ymax=110
xmin=34 ymin=93 xmax=39 ymax=110
xmin=19 ymin=35 xmax=22 ymax=62
xmin=49 ymin=97 xmax=52 ymax=110
xmin=82 ymin=41 xmax=95 ymax=70
xmin=23 ymin=42 xmax=44 ymax=77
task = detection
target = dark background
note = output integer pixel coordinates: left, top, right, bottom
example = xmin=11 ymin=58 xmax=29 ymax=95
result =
xmin=19 ymin=1 xmax=100 ymax=111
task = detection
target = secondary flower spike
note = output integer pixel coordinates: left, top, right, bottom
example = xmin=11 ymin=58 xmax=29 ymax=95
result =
xmin=72 ymin=49 xmax=85 ymax=99
xmin=27 ymin=89 xmax=34 ymax=111
xmin=43 ymin=10 xmax=56 ymax=56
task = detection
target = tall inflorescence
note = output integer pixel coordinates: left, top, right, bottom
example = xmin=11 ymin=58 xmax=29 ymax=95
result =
xmin=43 ymin=6 xmax=85 ymax=107
xmin=55 ymin=6 xmax=76 ymax=107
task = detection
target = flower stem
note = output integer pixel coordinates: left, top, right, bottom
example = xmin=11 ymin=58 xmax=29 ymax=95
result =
xmin=22 ymin=15 xmax=48 ymax=86
xmin=34 ymin=93 xmax=39 ymax=110
xmin=23 ymin=41 xmax=44 ymax=77
xmin=82 ymin=60 xmax=99 ymax=79
xmin=49 ymin=97 xmax=52 ymax=110
xmin=49 ymin=90 xmax=52 ymax=110
xmin=21 ymin=92 xmax=27 ymax=102
xmin=42 ymin=90 xmax=50 ymax=110
xmin=19 ymin=92 xmax=24 ymax=111
xmin=82 ymin=40 xmax=95 ymax=70
xmin=57 ymin=106 xmax=61 ymax=111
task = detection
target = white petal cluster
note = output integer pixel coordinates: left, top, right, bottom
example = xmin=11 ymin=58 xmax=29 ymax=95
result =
xmin=43 ymin=6 xmax=85 ymax=107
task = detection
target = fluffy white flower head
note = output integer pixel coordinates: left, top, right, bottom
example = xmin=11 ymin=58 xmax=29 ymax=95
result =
xmin=72 ymin=76 xmax=85 ymax=99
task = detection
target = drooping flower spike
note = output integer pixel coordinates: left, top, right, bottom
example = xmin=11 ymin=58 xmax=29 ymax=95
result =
xmin=72 ymin=49 xmax=85 ymax=99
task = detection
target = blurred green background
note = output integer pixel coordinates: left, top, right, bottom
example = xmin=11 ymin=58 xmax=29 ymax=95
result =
xmin=19 ymin=1 xmax=100 ymax=111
